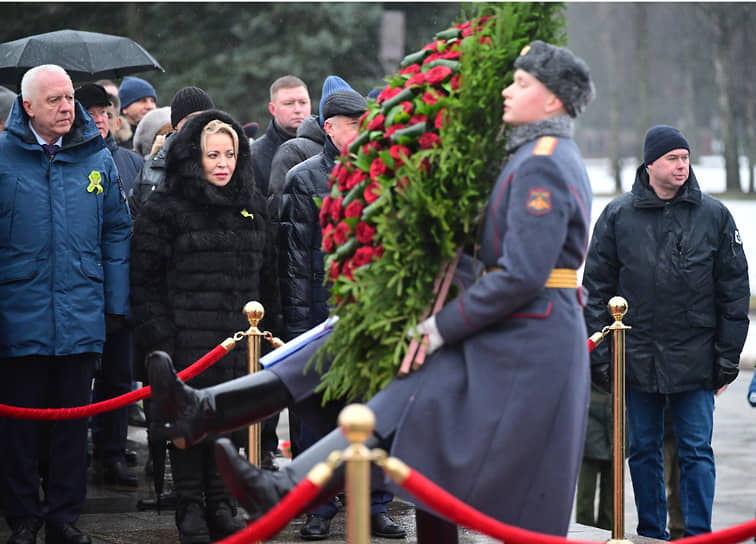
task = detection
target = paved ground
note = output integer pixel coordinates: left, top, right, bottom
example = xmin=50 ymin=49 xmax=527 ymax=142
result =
xmin=1 ymin=367 xmax=754 ymax=543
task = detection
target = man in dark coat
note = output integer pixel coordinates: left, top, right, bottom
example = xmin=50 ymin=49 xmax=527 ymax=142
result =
xmin=251 ymin=75 xmax=311 ymax=196
xmin=147 ymin=40 xmax=596 ymax=543
xmin=0 ymin=65 xmax=131 ymax=544
xmin=279 ymin=87 xmax=405 ymax=540
xmin=583 ymin=125 xmax=749 ymax=539
xmin=74 ymin=83 xmax=142 ymax=489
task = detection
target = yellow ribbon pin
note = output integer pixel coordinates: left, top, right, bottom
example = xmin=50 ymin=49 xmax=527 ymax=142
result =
xmin=87 ymin=170 xmax=103 ymax=194
xmin=240 ymin=209 xmax=254 ymax=219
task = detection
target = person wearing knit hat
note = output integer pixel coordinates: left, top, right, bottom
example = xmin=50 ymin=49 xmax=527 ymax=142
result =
xmin=170 ymin=86 xmax=215 ymax=130
xmin=318 ymin=75 xmax=353 ymax=127
xmin=0 ymin=85 xmax=16 ymax=132
xmin=118 ymin=76 xmax=157 ymax=129
xmin=133 ymin=106 xmax=173 ymax=157
xmin=583 ymin=118 xmax=749 ymax=540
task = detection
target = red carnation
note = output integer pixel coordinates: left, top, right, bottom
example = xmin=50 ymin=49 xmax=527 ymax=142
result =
xmin=330 ymin=260 xmax=341 ymax=282
xmin=409 ymin=114 xmax=428 ymax=126
xmin=333 ymin=221 xmax=350 ymax=245
xmin=423 ymin=39 xmax=443 ymax=52
xmin=479 ymin=36 xmax=493 ymax=47
xmin=405 ymin=72 xmax=427 ymax=88
xmin=451 ymin=74 xmax=461 ymax=91
xmin=423 ymin=52 xmax=442 ymax=65
xmin=346 ymin=170 xmax=367 ymax=190
xmin=389 ymin=145 xmax=411 ymax=166
xmin=375 ymin=245 xmax=385 ymax=259
xmin=400 ymin=101 xmax=414 ymax=113
xmin=440 ymin=49 xmax=461 ymax=61
xmin=455 ymin=20 xmax=472 ymax=30
xmin=356 ymin=221 xmax=377 ymax=244
xmin=369 ymin=158 xmax=388 ymax=180
xmin=319 ymin=195 xmax=333 ymax=228
xmin=421 ymin=90 xmax=439 ymax=105
xmin=367 ymin=114 xmax=385 ymax=131
xmin=364 ymin=181 xmax=382 ymax=204
xmin=345 ymin=200 xmax=364 ymax=219
xmin=322 ymin=224 xmax=335 ymax=253
xmin=434 ymin=109 xmax=447 ymax=130
xmin=330 ymin=196 xmax=344 ymax=223
xmin=425 ymin=65 xmax=453 ymax=86
xmin=385 ymin=124 xmax=407 ymax=138
xmin=400 ymin=64 xmax=421 ymax=76
xmin=419 ymin=132 xmax=441 ymax=150
xmin=358 ymin=110 xmax=370 ymax=125
xmin=376 ymin=86 xmax=402 ymax=104
xmin=353 ymin=246 xmax=375 ymax=267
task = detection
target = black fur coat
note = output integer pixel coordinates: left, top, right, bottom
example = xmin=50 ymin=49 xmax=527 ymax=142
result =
xmin=130 ymin=109 xmax=281 ymax=386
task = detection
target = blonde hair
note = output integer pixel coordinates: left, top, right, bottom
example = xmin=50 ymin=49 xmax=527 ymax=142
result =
xmin=200 ymin=119 xmax=239 ymax=158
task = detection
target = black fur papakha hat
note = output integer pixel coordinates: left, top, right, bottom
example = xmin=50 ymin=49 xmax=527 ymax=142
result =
xmin=514 ymin=40 xmax=596 ymax=117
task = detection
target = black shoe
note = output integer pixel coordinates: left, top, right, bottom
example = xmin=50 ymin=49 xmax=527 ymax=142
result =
xmin=128 ymin=403 xmax=147 ymax=427
xmin=44 ymin=522 xmax=91 ymax=544
xmin=103 ymin=460 xmax=138 ymax=488
xmin=260 ymin=450 xmax=279 ymax=471
xmin=299 ymin=514 xmax=332 ymax=541
xmin=124 ymin=448 xmax=138 ymax=467
xmin=136 ymin=489 xmax=178 ymax=511
xmin=8 ymin=517 xmax=42 ymax=544
xmin=207 ymin=501 xmax=245 ymax=540
xmin=371 ymin=511 xmax=406 ymax=538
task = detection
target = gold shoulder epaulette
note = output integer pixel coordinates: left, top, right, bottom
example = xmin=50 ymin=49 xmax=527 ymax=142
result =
xmin=533 ymin=136 xmax=557 ymax=156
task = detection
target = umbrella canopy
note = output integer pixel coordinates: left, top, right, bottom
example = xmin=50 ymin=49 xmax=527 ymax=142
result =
xmin=0 ymin=29 xmax=164 ymax=88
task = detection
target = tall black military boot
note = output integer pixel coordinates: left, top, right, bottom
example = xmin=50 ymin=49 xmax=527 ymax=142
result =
xmin=170 ymin=445 xmax=210 ymax=544
xmin=214 ymin=426 xmax=380 ymax=520
xmin=202 ymin=439 xmax=245 ymax=541
xmin=415 ymin=508 xmax=459 ymax=544
xmin=147 ymin=351 xmax=291 ymax=447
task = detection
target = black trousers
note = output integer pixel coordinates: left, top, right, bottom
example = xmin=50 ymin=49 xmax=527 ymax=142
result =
xmin=0 ymin=353 xmax=96 ymax=525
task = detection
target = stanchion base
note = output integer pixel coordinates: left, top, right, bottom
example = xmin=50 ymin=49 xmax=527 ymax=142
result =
xmin=606 ymin=539 xmax=634 ymax=544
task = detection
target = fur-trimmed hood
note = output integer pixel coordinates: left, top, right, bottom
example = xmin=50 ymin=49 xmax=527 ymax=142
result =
xmin=162 ymin=109 xmax=262 ymax=214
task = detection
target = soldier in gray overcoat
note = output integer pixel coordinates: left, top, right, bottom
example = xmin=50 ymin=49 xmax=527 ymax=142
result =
xmin=147 ymin=40 xmax=596 ymax=542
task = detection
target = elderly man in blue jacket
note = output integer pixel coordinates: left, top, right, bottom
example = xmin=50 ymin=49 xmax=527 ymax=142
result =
xmin=0 ymin=65 xmax=131 ymax=544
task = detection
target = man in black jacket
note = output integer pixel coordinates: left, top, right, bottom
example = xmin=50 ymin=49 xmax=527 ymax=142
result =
xmin=582 ymin=125 xmax=750 ymax=539
xmin=278 ymin=88 xmax=405 ymax=541
xmin=251 ymin=75 xmax=311 ymax=196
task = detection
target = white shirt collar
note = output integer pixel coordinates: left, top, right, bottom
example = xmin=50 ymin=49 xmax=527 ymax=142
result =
xmin=28 ymin=121 xmax=63 ymax=147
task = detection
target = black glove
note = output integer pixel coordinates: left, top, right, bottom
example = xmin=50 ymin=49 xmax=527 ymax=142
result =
xmin=105 ymin=313 xmax=126 ymax=335
xmin=713 ymin=357 xmax=739 ymax=389
xmin=591 ymin=363 xmax=611 ymax=394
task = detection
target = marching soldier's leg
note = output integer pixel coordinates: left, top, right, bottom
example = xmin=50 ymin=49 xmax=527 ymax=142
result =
xmin=147 ymin=351 xmax=292 ymax=447
xmin=213 ymin=428 xmax=381 ymax=520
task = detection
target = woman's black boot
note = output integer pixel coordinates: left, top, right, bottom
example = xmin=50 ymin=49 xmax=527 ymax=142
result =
xmin=146 ymin=350 xmax=292 ymax=446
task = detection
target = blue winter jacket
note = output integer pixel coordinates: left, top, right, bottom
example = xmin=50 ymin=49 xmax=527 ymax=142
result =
xmin=0 ymin=97 xmax=132 ymax=357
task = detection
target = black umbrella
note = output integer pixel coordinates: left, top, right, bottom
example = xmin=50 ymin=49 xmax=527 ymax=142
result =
xmin=0 ymin=29 xmax=164 ymax=88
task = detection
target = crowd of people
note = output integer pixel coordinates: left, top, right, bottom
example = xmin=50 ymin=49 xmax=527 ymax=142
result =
xmin=0 ymin=34 xmax=751 ymax=544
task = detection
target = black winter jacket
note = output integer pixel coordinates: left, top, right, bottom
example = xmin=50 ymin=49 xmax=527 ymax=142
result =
xmin=277 ymin=136 xmax=338 ymax=340
xmin=130 ymin=110 xmax=281 ymax=386
xmin=268 ymin=115 xmax=325 ymax=198
xmin=583 ymin=165 xmax=749 ymax=393
xmin=251 ymin=119 xmax=293 ymax=196
xmin=105 ymin=131 xmax=142 ymax=197
xmin=128 ymin=132 xmax=173 ymax=219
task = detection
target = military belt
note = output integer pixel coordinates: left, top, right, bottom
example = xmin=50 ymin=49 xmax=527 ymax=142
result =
xmin=485 ymin=267 xmax=578 ymax=288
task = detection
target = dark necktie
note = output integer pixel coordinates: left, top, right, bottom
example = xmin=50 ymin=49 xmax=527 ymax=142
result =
xmin=42 ymin=143 xmax=60 ymax=155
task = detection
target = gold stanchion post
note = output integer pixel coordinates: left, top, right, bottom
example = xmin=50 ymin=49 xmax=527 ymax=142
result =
xmin=244 ymin=301 xmax=264 ymax=467
xmin=606 ymin=296 xmax=632 ymax=544
xmin=339 ymin=404 xmax=374 ymax=544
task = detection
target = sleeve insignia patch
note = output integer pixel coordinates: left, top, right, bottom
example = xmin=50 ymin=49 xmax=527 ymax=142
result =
xmin=735 ymin=229 xmax=742 ymax=245
xmin=533 ymin=136 xmax=557 ymax=156
xmin=527 ymin=188 xmax=552 ymax=216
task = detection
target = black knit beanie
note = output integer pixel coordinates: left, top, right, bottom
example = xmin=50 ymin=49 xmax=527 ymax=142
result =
xmin=643 ymin=125 xmax=690 ymax=165
xmin=170 ymin=86 xmax=215 ymax=128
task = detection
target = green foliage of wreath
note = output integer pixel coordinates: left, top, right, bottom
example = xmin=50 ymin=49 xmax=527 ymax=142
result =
xmin=312 ymin=3 xmax=567 ymax=403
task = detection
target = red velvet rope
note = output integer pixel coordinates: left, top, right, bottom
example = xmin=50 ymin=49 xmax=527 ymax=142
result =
xmin=0 ymin=343 xmax=229 ymax=420
xmin=399 ymin=467 xmax=756 ymax=544
xmin=587 ymin=338 xmax=596 ymax=352
xmin=215 ymin=478 xmax=320 ymax=544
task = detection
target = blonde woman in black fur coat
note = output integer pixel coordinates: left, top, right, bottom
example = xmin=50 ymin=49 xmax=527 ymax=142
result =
xmin=130 ymin=109 xmax=281 ymax=544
